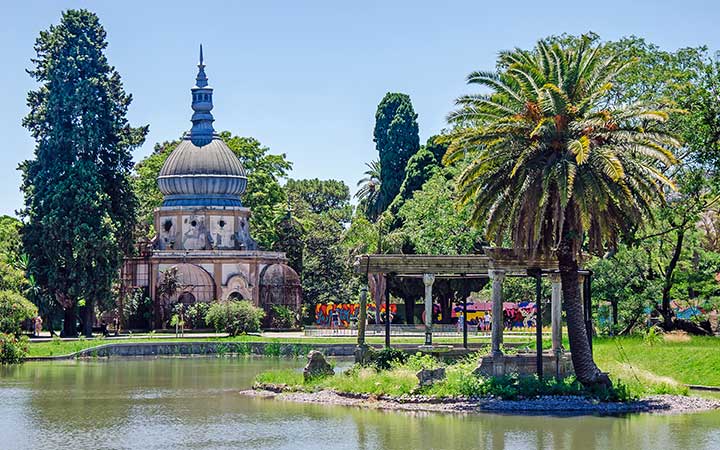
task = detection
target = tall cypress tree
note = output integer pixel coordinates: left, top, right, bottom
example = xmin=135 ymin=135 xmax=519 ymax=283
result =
xmin=373 ymin=93 xmax=420 ymax=213
xmin=20 ymin=10 xmax=147 ymax=337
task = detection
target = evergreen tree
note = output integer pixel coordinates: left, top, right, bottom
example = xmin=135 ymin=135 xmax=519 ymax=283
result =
xmin=373 ymin=93 xmax=420 ymax=213
xmin=387 ymin=135 xmax=448 ymax=228
xmin=20 ymin=10 xmax=147 ymax=337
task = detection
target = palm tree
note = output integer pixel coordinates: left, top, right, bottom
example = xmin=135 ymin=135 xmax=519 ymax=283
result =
xmin=355 ymin=160 xmax=383 ymax=221
xmin=445 ymin=37 xmax=679 ymax=388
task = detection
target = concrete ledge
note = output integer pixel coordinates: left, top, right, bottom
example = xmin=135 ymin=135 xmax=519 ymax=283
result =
xmin=26 ymin=341 xmax=530 ymax=361
xmin=474 ymin=353 xmax=574 ymax=378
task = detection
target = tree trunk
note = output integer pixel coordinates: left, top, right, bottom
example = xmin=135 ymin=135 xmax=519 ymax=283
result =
xmin=82 ymin=302 xmax=94 ymax=337
xmin=61 ymin=307 xmax=77 ymax=337
xmin=557 ymin=211 xmax=611 ymax=389
xmin=610 ymin=301 xmax=618 ymax=334
xmin=404 ymin=298 xmax=415 ymax=324
xmin=660 ymin=229 xmax=684 ymax=330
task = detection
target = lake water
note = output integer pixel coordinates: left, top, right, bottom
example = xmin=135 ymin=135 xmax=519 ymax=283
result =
xmin=1 ymin=358 xmax=719 ymax=450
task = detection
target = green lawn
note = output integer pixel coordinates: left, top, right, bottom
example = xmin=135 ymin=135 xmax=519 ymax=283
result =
xmin=593 ymin=336 xmax=720 ymax=387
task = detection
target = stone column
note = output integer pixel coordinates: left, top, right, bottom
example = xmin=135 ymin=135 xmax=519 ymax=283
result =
xmin=489 ymin=269 xmax=506 ymax=357
xmin=355 ymin=285 xmax=369 ymax=364
xmin=550 ymin=273 xmax=563 ymax=355
xmin=423 ymin=273 xmax=435 ymax=346
xmin=357 ymin=286 xmax=368 ymax=347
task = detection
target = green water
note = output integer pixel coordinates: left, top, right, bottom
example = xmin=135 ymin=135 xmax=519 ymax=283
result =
xmin=1 ymin=358 xmax=719 ymax=450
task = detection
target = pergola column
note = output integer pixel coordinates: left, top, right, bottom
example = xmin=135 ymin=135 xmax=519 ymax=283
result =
xmin=550 ymin=273 xmax=563 ymax=355
xmin=355 ymin=285 xmax=369 ymax=363
xmin=489 ymin=269 xmax=505 ymax=357
xmin=423 ymin=273 xmax=435 ymax=346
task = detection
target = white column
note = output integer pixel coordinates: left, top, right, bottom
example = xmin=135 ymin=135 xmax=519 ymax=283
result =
xmin=423 ymin=273 xmax=435 ymax=346
xmin=550 ymin=273 xmax=563 ymax=355
xmin=489 ymin=269 xmax=506 ymax=357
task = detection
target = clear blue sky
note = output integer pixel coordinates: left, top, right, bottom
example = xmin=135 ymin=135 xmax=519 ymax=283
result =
xmin=2 ymin=0 xmax=718 ymax=217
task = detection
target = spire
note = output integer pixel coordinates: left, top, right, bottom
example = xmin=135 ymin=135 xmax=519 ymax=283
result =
xmin=189 ymin=44 xmax=214 ymax=145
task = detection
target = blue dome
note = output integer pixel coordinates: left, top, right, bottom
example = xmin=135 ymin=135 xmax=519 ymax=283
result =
xmin=157 ymin=46 xmax=247 ymax=208
xmin=158 ymin=137 xmax=247 ymax=207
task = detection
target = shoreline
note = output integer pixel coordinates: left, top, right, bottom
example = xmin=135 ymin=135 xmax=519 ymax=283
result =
xmin=241 ymin=388 xmax=720 ymax=416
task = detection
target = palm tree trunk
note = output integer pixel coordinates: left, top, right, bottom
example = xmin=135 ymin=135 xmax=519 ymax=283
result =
xmin=558 ymin=228 xmax=611 ymax=389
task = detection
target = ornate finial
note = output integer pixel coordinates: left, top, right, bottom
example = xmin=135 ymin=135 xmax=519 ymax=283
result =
xmin=189 ymin=45 xmax=214 ymax=145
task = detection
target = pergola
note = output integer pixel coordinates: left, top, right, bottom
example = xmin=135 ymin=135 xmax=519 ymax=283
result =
xmin=354 ymin=248 xmax=593 ymax=378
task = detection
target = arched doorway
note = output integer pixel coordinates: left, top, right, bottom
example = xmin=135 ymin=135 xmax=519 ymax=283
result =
xmin=228 ymin=291 xmax=245 ymax=301
xmin=178 ymin=292 xmax=197 ymax=305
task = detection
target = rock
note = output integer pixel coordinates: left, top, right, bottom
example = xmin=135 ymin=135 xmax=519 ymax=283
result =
xmin=416 ymin=367 xmax=446 ymax=386
xmin=303 ymin=350 xmax=334 ymax=381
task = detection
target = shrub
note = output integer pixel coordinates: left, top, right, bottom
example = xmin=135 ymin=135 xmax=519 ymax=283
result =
xmin=363 ymin=347 xmax=408 ymax=370
xmin=186 ymin=302 xmax=210 ymax=329
xmin=269 ymin=305 xmax=297 ymax=329
xmin=205 ymin=300 xmax=264 ymax=336
xmin=402 ymin=352 xmax=442 ymax=371
xmin=0 ymin=290 xmax=37 ymax=335
xmin=0 ymin=333 xmax=29 ymax=364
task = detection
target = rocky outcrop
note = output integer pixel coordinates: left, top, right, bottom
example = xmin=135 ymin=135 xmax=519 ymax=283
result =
xmin=416 ymin=368 xmax=446 ymax=386
xmin=303 ymin=350 xmax=334 ymax=381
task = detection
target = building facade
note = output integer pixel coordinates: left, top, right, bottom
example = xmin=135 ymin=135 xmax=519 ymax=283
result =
xmin=122 ymin=47 xmax=301 ymax=328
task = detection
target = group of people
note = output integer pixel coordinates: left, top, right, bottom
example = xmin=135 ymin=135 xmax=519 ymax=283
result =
xmin=456 ymin=313 xmax=493 ymax=332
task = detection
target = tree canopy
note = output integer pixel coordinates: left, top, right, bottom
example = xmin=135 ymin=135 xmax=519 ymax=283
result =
xmin=373 ymin=93 xmax=420 ymax=214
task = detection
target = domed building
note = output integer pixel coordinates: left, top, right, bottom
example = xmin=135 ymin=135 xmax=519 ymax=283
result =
xmin=122 ymin=47 xmax=301 ymax=328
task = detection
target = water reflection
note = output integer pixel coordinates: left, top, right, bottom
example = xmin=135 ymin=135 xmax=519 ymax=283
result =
xmin=1 ymin=358 xmax=719 ymax=450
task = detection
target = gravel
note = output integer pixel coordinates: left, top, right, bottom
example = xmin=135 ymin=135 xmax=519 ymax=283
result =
xmin=240 ymin=388 xmax=720 ymax=416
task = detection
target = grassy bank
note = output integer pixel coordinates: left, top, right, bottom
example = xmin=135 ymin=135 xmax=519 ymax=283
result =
xmin=256 ymin=351 xmax=646 ymax=401
xmin=254 ymin=335 xmax=720 ymax=400
xmin=593 ymin=335 xmax=720 ymax=387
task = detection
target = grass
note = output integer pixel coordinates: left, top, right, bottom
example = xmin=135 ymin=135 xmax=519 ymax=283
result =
xmin=255 ymin=352 xmax=627 ymax=401
xmin=253 ymin=335 xmax=720 ymax=401
xmin=593 ymin=335 xmax=720 ymax=388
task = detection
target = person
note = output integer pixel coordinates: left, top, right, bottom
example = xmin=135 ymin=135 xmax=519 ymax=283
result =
xmin=34 ymin=315 xmax=43 ymax=337
xmin=456 ymin=314 xmax=464 ymax=333
xmin=330 ymin=308 xmax=340 ymax=333
xmin=101 ymin=320 xmax=109 ymax=337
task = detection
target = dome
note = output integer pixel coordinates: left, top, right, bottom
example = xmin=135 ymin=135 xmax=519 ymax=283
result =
xmin=158 ymin=138 xmax=247 ymax=207
xmin=158 ymin=46 xmax=247 ymax=208
xmin=159 ymin=263 xmax=216 ymax=303
xmin=260 ymin=263 xmax=301 ymax=288
xmin=259 ymin=263 xmax=302 ymax=327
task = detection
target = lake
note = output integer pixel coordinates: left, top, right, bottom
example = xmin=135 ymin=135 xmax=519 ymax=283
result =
xmin=1 ymin=358 xmax=719 ymax=450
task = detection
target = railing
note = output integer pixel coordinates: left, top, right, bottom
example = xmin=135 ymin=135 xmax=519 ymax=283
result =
xmin=304 ymin=324 xmax=551 ymax=338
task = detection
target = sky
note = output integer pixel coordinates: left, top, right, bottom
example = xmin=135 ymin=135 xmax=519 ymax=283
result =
xmin=2 ymin=0 xmax=719 ymax=217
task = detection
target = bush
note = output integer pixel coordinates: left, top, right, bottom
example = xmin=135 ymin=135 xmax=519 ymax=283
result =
xmin=269 ymin=305 xmax=297 ymax=329
xmin=363 ymin=347 xmax=408 ymax=370
xmin=186 ymin=302 xmax=210 ymax=329
xmin=0 ymin=333 xmax=29 ymax=364
xmin=205 ymin=300 xmax=265 ymax=336
xmin=0 ymin=290 xmax=37 ymax=335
